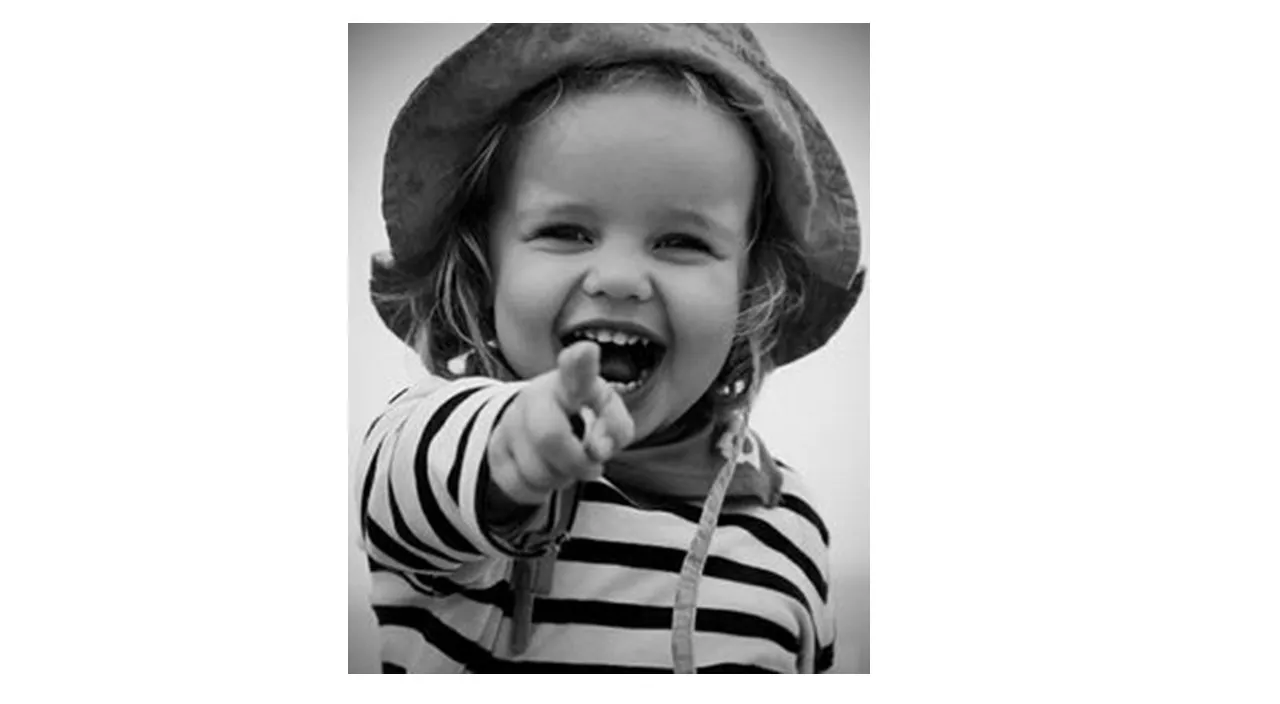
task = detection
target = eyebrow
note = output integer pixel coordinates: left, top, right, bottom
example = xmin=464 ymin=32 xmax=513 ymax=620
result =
xmin=516 ymin=201 xmax=599 ymax=226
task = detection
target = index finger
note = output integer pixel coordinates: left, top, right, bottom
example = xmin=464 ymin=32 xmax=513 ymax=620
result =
xmin=587 ymin=384 xmax=635 ymax=455
xmin=556 ymin=341 xmax=608 ymax=411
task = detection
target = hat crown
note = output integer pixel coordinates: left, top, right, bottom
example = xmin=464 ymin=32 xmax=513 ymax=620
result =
xmin=374 ymin=24 xmax=863 ymax=367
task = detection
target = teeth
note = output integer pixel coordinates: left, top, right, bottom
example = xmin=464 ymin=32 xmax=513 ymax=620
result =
xmin=607 ymin=367 xmax=652 ymax=395
xmin=573 ymin=327 xmax=648 ymax=347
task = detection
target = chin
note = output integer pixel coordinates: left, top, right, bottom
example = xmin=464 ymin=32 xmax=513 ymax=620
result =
xmin=627 ymin=383 xmax=706 ymax=445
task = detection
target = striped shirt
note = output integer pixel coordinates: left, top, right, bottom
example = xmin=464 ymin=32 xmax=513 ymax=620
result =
xmin=356 ymin=375 xmax=836 ymax=673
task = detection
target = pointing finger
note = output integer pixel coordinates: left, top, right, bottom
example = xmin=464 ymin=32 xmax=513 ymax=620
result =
xmin=590 ymin=383 xmax=635 ymax=453
xmin=556 ymin=341 xmax=607 ymax=411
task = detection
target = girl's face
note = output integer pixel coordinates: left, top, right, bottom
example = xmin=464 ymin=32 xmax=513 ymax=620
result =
xmin=488 ymin=85 xmax=757 ymax=442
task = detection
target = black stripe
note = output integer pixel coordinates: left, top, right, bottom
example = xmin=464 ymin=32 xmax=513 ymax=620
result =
xmin=374 ymin=606 xmax=668 ymax=673
xmin=364 ymin=519 xmax=449 ymax=574
xmin=370 ymin=563 xmax=444 ymax=599
xmin=700 ymin=663 xmax=781 ymax=673
xmin=693 ymin=608 xmax=799 ymax=654
xmin=413 ymin=387 xmax=485 ymax=555
xmin=417 ymin=578 xmax=510 ymax=610
xmin=369 ymin=565 xmax=797 ymax=656
xmin=535 ymin=597 xmax=668 ymax=629
xmin=445 ymin=407 xmax=482 ymax=503
xmin=816 ymin=641 xmax=835 ymax=672
xmin=704 ymin=556 xmax=812 ymax=622
xmin=492 ymin=392 xmax=519 ymax=427
xmin=557 ymin=535 xmax=680 ymax=570
xmin=359 ymin=442 xmax=382 ymax=541
xmin=780 ymin=493 xmax=830 ymax=547
xmin=498 ymin=660 xmax=668 ymax=673
xmin=583 ymin=483 xmax=829 ymax=601
xmin=386 ymin=477 xmax=455 ymax=563
xmin=557 ymin=538 xmax=813 ymax=620
xmin=374 ymin=604 xmax=659 ymax=673
xmin=369 ymin=560 xmax=448 ymax=598
xmin=368 ymin=561 xmax=513 ymax=608
xmin=363 ymin=388 xmax=410 ymax=442
xmin=381 ymin=662 xmax=406 ymax=673
xmin=533 ymin=599 xmax=797 ymax=654
xmin=722 ymin=513 xmax=827 ymax=602
xmin=448 ymin=392 xmax=519 ymax=503
xmin=374 ymin=603 xmax=791 ymax=673
xmin=369 ymin=574 xmax=795 ymax=653
xmin=374 ymin=604 xmax=489 ymax=670
xmin=363 ymin=414 xmax=383 ymax=442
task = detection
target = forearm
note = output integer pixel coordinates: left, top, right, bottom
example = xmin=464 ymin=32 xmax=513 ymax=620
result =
xmin=484 ymin=479 xmax=542 ymax=529
xmin=357 ymin=375 xmax=571 ymax=581
xmin=357 ymin=376 xmax=523 ymax=577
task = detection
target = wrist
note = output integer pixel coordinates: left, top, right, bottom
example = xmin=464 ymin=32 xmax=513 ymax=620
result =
xmin=484 ymin=478 xmax=544 ymax=529
xmin=487 ymin=442 xmax=554 ymax=507
xmin=490 ymin=464 xmax=552 ymax=505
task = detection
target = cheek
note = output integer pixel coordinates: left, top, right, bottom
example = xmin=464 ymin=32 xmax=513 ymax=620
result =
xmin=491 ymin=257 xmax=571 ymax=376
xmin=670 ymin=270 xmax=742 ymax=369
xmin=493 ymin=271 xmax=537 ymax=326
xmin=496 ymin=255 xmax=566 ymax=314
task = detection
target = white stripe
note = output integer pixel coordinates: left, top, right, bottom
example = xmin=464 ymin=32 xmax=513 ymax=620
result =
xmin=452 ymin=382 xmax=527 ymax=555
xmin=421 ymin=382 xmax=505 ymax=550
xmin=380 ymin=382 xmax=483 ymax=563
xmin=367 ymin=415 xmax=463 ymax=573
xmin=572 ymin=494 xmax=826 ymax=614
xmin=378 ymin=623 xmax=465 ymax=674
xmin=547 ymin=559 xmax=804 ymax=636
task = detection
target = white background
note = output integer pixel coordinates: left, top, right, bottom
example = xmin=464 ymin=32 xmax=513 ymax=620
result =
xmin=347 ymin=24 xmax=871 ymax=673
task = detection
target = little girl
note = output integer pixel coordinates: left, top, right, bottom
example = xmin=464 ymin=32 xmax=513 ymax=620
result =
xmin=356 ymin=24 xmax=864 ymax=673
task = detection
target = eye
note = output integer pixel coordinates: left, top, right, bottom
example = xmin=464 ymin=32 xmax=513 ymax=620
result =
xmin=656 ymin=233 xmax=713 ymax=254
xmin=531 ymin=223 xmax=593 ymax=245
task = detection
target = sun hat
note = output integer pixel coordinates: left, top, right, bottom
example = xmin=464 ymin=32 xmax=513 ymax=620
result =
xmin=371 ymin=23 xmax=865 ymax=366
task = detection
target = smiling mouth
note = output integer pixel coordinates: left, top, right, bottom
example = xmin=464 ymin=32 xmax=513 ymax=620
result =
xmin=560 ymin=326 xmax=667 ymax=395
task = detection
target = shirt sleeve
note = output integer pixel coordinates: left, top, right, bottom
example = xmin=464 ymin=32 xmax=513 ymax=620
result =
xmin=813 ymin=545 xmax=837 ymax=673
xmin=355 ymin=374 xmax=573 ymax=582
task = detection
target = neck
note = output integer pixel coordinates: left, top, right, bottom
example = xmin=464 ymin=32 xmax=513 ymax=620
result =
xmin=633 ymin=396 xmax=717 ymax=449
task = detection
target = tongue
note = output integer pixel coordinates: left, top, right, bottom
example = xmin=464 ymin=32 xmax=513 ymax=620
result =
xmin=598 ymin=346 xmax=639 ymax=383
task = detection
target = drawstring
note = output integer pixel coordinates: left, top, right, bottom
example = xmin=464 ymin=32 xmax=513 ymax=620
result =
xmin=670 ymin=412 xmax=749 ymax=673
xmin=506 ymin=413 xmax=761 ymax=669
xmin=508 ymin=486 xmax=576 ymax=656
xmin=509 ymin=551 xmax=557 ymax=655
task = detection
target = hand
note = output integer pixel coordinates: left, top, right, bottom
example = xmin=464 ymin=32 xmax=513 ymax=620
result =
xmin=487 ymin=341 xmax=635 ymax=506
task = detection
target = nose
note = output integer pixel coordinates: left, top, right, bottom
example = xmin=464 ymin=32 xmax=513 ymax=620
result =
xmin=581 ymin=242 xmax=653 ymax=302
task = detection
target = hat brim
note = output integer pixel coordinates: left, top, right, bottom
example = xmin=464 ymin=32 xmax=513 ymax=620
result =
xmin=374 ymin=23 xmax=865 ymax=368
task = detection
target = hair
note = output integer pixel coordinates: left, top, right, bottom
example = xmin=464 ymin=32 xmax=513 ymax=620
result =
xmin=374 ymin=61 xmax=808 ymax=430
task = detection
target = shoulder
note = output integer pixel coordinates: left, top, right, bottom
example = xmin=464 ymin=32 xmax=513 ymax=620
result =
xmin=377 ymin=374 xmax=528 ymax=421
xmin=740 ymin=428 xmax=831 ymax=552
xmin=393 ymin=373 xmax=505 ymax=405
xmin=773 ymin=460 xmax=832 ymax=552
xmin=362 ymin=374 xmax=524 ymax=446
xmin=713 ymin=430 xmax=833 ymax=618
